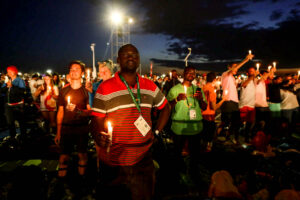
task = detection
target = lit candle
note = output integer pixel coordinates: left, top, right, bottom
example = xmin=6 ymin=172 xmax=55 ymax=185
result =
xmin=248 ymin=50 xmax=252 ymax=60
xmin=184 ymin=86 xmax=187 ymax=94
xmin=107 ymin=121 xmax=113 ymax=153
xmin=62 ymin=81 xmax=65 ymax=87
xmin=214 ymin=89 xmax=217 ymax=93
xmin=169 ymin=72 xmax=172 ymax=79
xmin=268 ymin=66 xmax=272 ymax=71
xmin=224 ymin=89 xmax=228 ymax=96
xmin=273 ymin=62 xmax=276 ymax=69
xmin=298 ymin=70 xmax=300 ymax=78
xmin=87 ymin=69 xmax=90 ymax=81
xmin=67 ymin=96 xmax=70 ymax=104
xmin=48 ymin=86 xmax=51 ymax=92
xmin=256 ymin=63 xmax=260 ymax=71
xmin=5 ymin=76 xmax=9 ymax=83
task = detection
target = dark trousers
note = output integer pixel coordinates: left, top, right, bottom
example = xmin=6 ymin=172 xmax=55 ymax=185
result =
xmin=97 ymin=152 xmax=155 ymax=200
xmin=4 ymin=104 xmax=26 ymax=137
xmin=221 ymin=101 xmax=240 ymax=139
xmin=255 ymin=107 xmax=270 ymax=132
xmin=202 ymin=120 xmax=216 ymax=143
xmin=172 ymin=133 xmax=202 ymax=182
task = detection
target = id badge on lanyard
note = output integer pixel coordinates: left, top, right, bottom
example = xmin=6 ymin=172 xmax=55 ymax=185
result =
xmin=119 ymin=74 xmax=151 ymax=136
xmin=189 ymin=109 xmax=196 ymax=120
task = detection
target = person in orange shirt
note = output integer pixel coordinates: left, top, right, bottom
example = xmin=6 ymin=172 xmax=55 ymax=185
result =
xmin=202 ymin=72 xmax=227 ymax=151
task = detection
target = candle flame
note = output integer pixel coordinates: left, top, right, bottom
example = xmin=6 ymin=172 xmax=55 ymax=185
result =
xmin=268 ymin=66 xmax=272 ymax=71
xmin=225 ymin=90 xmax=228 ymax=95
xmin=67 ymin=96 xmax=70 ymax=104
xmin=256 ymin=63 xmax=260 ymax=71
xmin=184 ymin=86 xmax=187 ymax=94
xmin=248 ymin=50 xmax=252 ymax=55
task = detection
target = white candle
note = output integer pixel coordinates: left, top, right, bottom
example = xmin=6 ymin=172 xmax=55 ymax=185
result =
xmin=169 ymin=72 xmax=172 ymax=79
xmin=87 ymin=69 xmax=90 ymax=81
xmin=107 ymin=121 xmax=113 ymax=153
xmin=62 ymin=81 xmax=65 ymax=87
xmin=248 ymin=50 xmax=252 ymax=55
xmin=256 ymin=63 xmax=260 ymax=71
xmin=67 ymin=96 xmax=70 ymax=104
xmin=184 ymin=86 xmax=187 ymax=94
xmin=273 ymin=62 xmax=276 ymax=69
xmin=298 ymin=70 xmax=300 ymax=77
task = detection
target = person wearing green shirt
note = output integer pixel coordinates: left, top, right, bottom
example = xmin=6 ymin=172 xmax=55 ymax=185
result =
xmin=167 ymin=66 xmax=207 ymax=179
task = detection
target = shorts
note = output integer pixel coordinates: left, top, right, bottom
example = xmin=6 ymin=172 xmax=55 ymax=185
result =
xmin=240 ymin=106 xmax=255 ymax=123
xmin=60 ymin=125 xmax=89 ymax=154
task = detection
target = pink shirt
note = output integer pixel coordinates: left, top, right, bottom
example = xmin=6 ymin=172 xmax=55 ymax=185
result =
xmin=221 ymin=71 xmax=239 ymax=103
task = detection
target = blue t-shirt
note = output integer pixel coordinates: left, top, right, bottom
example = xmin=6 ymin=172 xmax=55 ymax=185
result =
xmin=89 ymin=80 xmax=103 ymax=106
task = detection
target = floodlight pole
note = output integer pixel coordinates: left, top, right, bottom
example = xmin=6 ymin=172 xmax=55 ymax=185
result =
xmin=90 ymin=43 xmax=96 ymax=80
xmin=184 ymin=48 xmax=192 ymax=67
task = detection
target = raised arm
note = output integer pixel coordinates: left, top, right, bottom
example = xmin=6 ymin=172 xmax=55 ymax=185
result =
xmin=228 ymin=54 xmax=254 ymax=73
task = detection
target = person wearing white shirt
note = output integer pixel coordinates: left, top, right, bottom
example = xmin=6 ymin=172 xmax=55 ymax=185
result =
xmin=29 ymin=74 xmax=39 ymax=100
xmin=221 ymin=53 xmax=254 ymax=143
xmin=239 ymin=67 xmax=256 ymax=142
xmin=255 ymin=69 xmax=274 ymax=133
xmin=280 ymin=80 xmax=299 ymax=134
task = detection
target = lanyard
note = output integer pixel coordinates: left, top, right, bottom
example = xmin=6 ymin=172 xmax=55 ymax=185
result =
xmin=119 ymin=74 xmax=141 ymax=113
xmin=184 ymin=84 xmax=196 ymax=108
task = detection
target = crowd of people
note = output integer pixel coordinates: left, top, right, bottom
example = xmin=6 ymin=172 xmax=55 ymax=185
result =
xmin=1 ymin=44 xmax=300 ymax=199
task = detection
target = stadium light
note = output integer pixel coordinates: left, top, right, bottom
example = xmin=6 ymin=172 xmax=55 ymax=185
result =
xmin=110 ymin=11 xmax=123 ymax=25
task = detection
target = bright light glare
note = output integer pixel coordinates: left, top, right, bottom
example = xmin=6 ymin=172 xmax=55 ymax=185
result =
xmin=46 ymin=69 xmax=52 ymax=74
xmin=128 ymin=18 xmax=133 ymax=24
xmin=110 ymin=11 xmax=123 ymax=25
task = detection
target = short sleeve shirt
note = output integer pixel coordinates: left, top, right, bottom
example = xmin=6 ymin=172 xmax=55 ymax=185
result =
xmin=92 ymin=72 xmax=168 ymax=166
xmin=167 ymin=83 xmax=206 ymax=135
xmin=221 ymin=71 xmax=239 ymax=103
xmin=239 ymin=80 xmax=256 ymax=108
xmin=58 ymin=85 xmax=89 ymax=125
xmin=202 ymin=83 xmax=216 ymax=116
xmin=255 ymin=80 xmax=268 ymax=107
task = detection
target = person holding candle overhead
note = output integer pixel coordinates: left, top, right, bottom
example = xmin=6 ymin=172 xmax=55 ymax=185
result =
xmin=54 ymin=60 xmax=91 ymax=178
xmin=221 ymin=53 xmax=254 ymax=144
xmin=166 ymin=66 xmax=207 ymax=183
xmin=91 ymin=44 xmax=170 ymax=200
xmin=239 ymin=66 xmax=257 ymax=142
xmin=34 ymin=73 xmax=59 ymax=134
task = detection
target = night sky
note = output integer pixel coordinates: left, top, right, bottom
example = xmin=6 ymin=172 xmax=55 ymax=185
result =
xmin=1 ymin=0 xmax=300 ymax=74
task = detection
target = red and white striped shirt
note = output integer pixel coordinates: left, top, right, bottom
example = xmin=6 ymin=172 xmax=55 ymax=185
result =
xmin=92 ymin=72 xmax=167 ymax=166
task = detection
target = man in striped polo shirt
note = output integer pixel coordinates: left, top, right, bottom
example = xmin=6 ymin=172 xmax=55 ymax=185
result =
xmin=91 ymin=44 xmax=170 ymax=200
